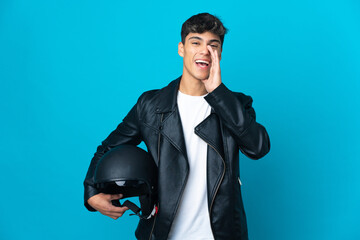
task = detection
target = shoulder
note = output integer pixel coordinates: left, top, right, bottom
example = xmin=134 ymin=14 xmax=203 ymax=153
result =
xmin=137 ymin=78 xmax=179 ymax=107
xmin=225 ymin=84 xmax=254 ymax=106
xmin=226 ymin=84 xmax=253 ymax=102
xmin=207 ymin=83 xmax=254 ymax=106
xmin=234 ymin=91 xmax=253 ymax=105
xmin=135 ymin=89 xmax=160 ymax=114
xmin=135 ymin=78 xmax=179 ymax=114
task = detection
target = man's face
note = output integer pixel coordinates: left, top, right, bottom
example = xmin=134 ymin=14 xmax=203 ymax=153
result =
xmin=178 ymin=31 xmax=222 ymax=81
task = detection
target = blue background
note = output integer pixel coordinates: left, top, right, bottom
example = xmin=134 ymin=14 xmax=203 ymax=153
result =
xmin=1 ymin=0 xmax=359 ymax=239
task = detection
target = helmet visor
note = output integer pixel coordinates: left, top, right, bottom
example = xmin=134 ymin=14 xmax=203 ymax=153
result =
xmin=96 ymin=180 xmax=149 ymax=198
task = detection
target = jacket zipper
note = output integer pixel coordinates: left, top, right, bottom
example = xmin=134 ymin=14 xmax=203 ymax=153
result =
xmin=204 ymin=140 xmax=226 ymax=215
xmin=148 ymin=113 xmax=164 ymax=240
xmin=148 ymin=205 xmax=158 ymax=240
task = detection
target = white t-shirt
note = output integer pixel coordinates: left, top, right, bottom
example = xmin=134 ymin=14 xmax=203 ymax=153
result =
xmin=167 ymin=91 xmax=214 ymax=240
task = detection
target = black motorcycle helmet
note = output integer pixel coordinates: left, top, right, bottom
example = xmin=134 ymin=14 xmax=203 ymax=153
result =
xmin=94 ymin=144 xmax=158 ymax=219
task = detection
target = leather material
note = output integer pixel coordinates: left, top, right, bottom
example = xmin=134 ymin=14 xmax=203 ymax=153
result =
xmin=84 ymin=76 xmax=270 ymax=240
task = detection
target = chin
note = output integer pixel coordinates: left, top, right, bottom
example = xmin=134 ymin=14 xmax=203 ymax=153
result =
xmin=195 ymin=73 xmax=210 ymax=81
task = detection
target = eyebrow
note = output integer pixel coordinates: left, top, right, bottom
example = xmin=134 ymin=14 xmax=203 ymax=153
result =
xmin=188 ymin=36 xmax=221 ymax=44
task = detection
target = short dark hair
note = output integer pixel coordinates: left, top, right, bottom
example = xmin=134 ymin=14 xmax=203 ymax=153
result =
xmin=181 ymin=13 xmax=228 ymax=47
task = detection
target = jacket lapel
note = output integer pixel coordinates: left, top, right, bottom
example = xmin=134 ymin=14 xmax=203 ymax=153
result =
xmin=195 ymin=112 xmax=224 ymax=159
xmin=160 ymin=108 xmax=188 ymax=161
xmin=154 ymin=77 xmax=188 ymax=161
xmin=195 ymin=111 xmax=226 ymax=207
xmin=153 ymin=77 xmax=225 ymax=161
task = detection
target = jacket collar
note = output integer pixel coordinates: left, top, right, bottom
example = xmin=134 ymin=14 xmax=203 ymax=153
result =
xmin=155 ymin=76 xmax=181 ymax=114
xmin=153 ymin=76 xmax=224 ymax=159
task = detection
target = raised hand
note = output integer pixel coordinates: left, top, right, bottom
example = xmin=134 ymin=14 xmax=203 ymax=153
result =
xmin=202 ymin=45 xmax=222 ymax=93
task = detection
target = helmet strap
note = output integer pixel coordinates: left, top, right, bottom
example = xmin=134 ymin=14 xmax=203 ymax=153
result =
xmin=121 ymin=200 xmax=151 ymax=220
xmin=112 ymin=199 xmax=156 ymax=219
xmin=122 ymin=200 xmax=141 ymax=216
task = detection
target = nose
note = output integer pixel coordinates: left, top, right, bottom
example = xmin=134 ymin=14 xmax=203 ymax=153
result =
xmin=199 ymin=44 xmax=210 ymax=55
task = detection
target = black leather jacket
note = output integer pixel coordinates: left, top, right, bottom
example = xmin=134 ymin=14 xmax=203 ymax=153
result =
xmin=84 ymin=77 xmax=270 ymax=240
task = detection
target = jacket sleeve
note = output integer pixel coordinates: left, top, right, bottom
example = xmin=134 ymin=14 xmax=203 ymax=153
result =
xmin=204 ymin=83 xmax=270 ymax=160
xmin=83 ymin=102 xmax=142 ymax=211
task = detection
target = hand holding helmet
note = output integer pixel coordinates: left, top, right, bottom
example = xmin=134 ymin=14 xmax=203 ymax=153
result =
xmin=89 ymin=144 xmax=158 ymax=220
xmin=87 ymin=193 xmax=129 ymax=220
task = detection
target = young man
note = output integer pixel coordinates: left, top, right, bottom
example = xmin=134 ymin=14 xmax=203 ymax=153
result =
xmin=84 ymin=13 xmax=270 ymax=240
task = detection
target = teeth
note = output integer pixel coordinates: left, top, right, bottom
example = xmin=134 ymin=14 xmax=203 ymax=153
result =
xmin=195 ymin=60 xmax=209 ymax=65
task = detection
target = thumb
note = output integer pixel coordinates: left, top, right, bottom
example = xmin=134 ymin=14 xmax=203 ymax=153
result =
xmin=109 ymin=193 xmax=123 ymax=200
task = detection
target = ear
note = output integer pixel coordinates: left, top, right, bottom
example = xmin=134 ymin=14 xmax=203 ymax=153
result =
xmin=178 ymin=42 xmax=184 ymax=57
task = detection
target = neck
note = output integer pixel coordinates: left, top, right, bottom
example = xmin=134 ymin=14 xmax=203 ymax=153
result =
xmin=179 ymin=74 xmax=207 ymax=96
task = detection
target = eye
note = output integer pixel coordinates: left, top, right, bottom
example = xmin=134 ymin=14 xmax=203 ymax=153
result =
xmin=210 ymin=44 xmax=219 ymax=48
xmin=192 ymin=42 xmax=200 ymax=45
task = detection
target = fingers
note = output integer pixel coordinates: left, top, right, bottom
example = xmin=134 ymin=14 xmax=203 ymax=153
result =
xmin=204 ymin=45 xmax=222 ymax=92
xmin=108 ymin=205 xmax=129 ymax=213
xmin=100 ymin=205 xmax=130 ymax=220
xmin=207 ymin=45 xmax=215 ymax=64
xmin=88 ymin=193 xmax=130 ymax=220
xmin=207 ymin=46 xmax=219 ymax=66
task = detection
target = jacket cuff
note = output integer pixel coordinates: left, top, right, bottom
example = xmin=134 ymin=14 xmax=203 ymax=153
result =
xmin=84 ymin=184 xmax=99 ymax=212
xmin=205 ymin=83 xmax=229 ymax=101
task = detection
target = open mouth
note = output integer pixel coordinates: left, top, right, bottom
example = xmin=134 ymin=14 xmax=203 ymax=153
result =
xmin=195 ymin=60 xmax=210 ymax=68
